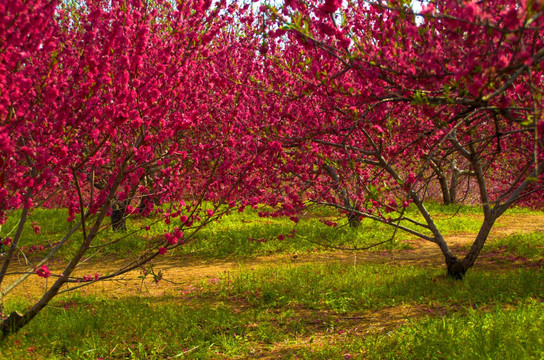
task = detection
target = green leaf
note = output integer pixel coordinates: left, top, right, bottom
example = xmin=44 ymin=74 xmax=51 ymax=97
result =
xmin=521 ymin=115 xmax=534 ymax=127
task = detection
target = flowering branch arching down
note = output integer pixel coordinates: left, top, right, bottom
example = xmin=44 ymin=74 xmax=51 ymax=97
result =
xmin=249 ymin=0 xmax=544 ymax=277
xmin=0 ymin=0 xmax=279 ymax=336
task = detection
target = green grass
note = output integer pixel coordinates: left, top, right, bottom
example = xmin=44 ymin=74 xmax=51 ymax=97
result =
xmin=0 ymin=208 xmax=153 ymax=261
xmin=3 ymin=202 xmax=537 ymax=262
xmin=178 ymin=201 xmax=515 ymax=259
xmin=1 ymin=262 xmax=543 ymax=359
xmin=0 ymin=294 xmax=267 ymax=359
xmin=364 ymin=299 xmax=544 ymax=360
xmin=1 ymin=203 xmax=543 ymax=359
xmin=2 ymin=205 xmax=416 ymax=262
xmin=210 ymin=262 xmax=544 ymax=312
xmin=409 ymin=201 xmax=483 ymax=215
xmin=181 ymin=216 xmax=414 ymax=259
xmin=483 ymin=232 xmax=544 ymax=261
xmin=409 ymin=201 xmax=542 ymax=216
xmin=450 ymin=232 xmax=544 ymax=266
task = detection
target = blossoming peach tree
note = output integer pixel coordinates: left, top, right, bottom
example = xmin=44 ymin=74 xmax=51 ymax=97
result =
xmin=0 ymin=0 xmax=283 ymax=336
xmin=249 ymin=0 xmax=544 ymax=277
xmin=2 ymin=0 xmax=544 ymax=337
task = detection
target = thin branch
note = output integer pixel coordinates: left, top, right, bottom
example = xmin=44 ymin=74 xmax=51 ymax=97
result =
xmin=0 ymin=221 xmax=83 ymax=302
xmin=311 ymin=201 xmax=436 ymax=242
xmin=72 ymin=168 xmax=88 ymax=242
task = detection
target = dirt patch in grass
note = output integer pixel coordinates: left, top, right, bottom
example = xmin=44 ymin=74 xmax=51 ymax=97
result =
xmin=2 ymin=213 xmax=544 ymax=302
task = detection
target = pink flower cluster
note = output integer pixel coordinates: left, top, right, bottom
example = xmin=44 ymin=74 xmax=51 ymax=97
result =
xmin=82 ymin=273 xmax=100 ymax=282
xmin=35 ymin=265 xmax=51 ymax=279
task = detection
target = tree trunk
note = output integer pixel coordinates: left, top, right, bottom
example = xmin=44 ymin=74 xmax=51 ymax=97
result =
xmin=449 ymin=167 xmax=460 ymax=204
xmin=323 ymin=165 xmax=360 ymax=227
xmin=438 ymin=173 xmax=452 ymax=205
xmin=445 ymin=216 xmax=497 ymax=279
xmin=430 ymin=160 xmax=452 ymax=205
xmin=111 ymin=200 xmax=127 ymax=231
xmin=445 ymin=256 xmax=466 ymax=280
xmin=345 ymin=199 xmax=361 ymax=228
xmin=1 ymin=153 xmax=131 ymax=338
xmin=1 ymin=311 xmax=25 ymax=336
xmin=461 ymin=216 xmax=497 ymax=269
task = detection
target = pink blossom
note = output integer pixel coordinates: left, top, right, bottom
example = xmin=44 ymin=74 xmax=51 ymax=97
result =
xmin=32 ymin=222 xmax=41 ymax=234
xmin=268 ymin=141 xmax=283 ymax=153
xmin=174 ymin=228 xmax=184 ymax=240
xmin=158 ymin=247 xmax=167 ymax=255
xmin=0 ymin=127 xmax=10 ymax=152
xmin=35 ymin=265 xmax=51 ymax=278
xmin=323 ymin=220 xmax=337 ymax=227
xmin=403 ymin=173 xmax=417 ymax=191
xmin=385 ymin=199 xmax=397 ymax=213
xmin=371 ymin=125 xmax=384 ymax=134
xmin=420 ymin=4 xmax=435 ymax=15
xmin=537 ymin=120 xmax=544 ymax=137
xmin=503 ymin=7 xmax=520 ymax=29
xmin=319 ymin=0 xmax=341 ymax=13
xmin=468 ymin=77 xmax=484 ymax=97
xmin=165 ymin=233 xmax=177 ymax=245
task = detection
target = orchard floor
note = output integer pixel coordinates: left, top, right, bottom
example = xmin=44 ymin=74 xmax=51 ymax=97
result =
xmin=2 ymin=213 xmax=544 ymax=358
xmin=4 ymin=213 xmax=544 ymax=299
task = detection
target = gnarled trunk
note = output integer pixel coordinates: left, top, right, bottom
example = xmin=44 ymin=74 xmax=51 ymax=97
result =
xmin=445 ymin=255 xmax=466 ymax=280
xmin=444 ymin=213 xmax=498 ymax=279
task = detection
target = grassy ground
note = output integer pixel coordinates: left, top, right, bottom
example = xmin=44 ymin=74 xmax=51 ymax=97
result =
xmin=0 ymin=204 xmax=543 ymax=359
xmin=2 ymin=201 xmax=520 ymax=261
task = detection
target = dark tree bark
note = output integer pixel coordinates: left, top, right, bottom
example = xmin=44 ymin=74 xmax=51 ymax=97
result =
xmin=430 ymin=158 xmax=466 ymax=205
xmin=323 ymin=164 xmax=360 ymax=227
xmin=111 ymin=200 xmax=127 ymax=232
xmin=430 ymin=160 xmax=453 ymax=205
xmin=1 ymin=160 xmax=131 ymax=338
